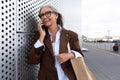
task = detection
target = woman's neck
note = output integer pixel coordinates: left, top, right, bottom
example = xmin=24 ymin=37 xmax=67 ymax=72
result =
xmin=49 ymin=24 xmax=59 ymax=35
xmin=48 ymin=24 xmax=59 ymax=42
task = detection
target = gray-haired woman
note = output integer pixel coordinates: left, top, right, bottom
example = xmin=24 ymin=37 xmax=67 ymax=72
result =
xmin=28 ymin=5 xmax=84 ymax=80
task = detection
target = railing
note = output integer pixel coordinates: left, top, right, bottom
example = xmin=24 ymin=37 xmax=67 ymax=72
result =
xmin=82 ymin=42 xmax=120 ymax=53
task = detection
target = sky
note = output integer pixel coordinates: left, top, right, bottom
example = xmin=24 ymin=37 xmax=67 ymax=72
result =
xmin=57 ymin=0 xmax=81 ymax=34
xmin=58 ymin=0 xmax=120 ymax=38
xmin=81 ymin=0 xmax=120 ymax=38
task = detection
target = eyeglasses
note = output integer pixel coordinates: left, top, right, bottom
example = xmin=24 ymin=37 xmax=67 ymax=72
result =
xmin=38 ymin=11 xmax=56 ymax=18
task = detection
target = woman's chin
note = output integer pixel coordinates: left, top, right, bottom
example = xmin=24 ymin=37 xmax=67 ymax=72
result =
xmin=45 ymin=23 xmax=52 ymax=27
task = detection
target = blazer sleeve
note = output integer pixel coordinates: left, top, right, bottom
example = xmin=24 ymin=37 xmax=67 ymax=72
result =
xmin=69 ymin=31 xmax=84 ymax=57
xmin=28 ymin=31 xmax=44 ymax=64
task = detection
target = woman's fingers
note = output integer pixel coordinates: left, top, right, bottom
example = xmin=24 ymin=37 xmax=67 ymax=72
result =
xmin=37 ymin=21 xmax=43 ymax=31
xmin=56 ymin=53 xmax=70 ymax=64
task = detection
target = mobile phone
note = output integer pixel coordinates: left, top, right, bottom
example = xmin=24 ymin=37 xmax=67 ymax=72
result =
xmin=42 ymin=25 xmax=48 ymax=32
xmin=42 ymin=25 xmax=46 ymax=31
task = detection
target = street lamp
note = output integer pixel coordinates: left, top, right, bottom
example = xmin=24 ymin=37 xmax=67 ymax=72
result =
xmin=107 ymin=30 xmax=110 ymax=41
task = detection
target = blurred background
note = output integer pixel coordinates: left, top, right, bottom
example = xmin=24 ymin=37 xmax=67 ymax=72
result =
xmin=57 ymin=0 xmax=120 ymax=43
xmin=81 ymin=0 xmax=120 ymax=43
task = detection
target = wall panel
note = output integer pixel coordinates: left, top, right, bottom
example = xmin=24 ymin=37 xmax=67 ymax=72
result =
xmin=0 ymin=0 xmax=17 ymax=80
xmin=0 ymin=0 xmax=61 ymax=80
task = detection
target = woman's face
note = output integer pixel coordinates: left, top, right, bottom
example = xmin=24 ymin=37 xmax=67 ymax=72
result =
xmin=40 ymin=7 xmax=58 ymax=27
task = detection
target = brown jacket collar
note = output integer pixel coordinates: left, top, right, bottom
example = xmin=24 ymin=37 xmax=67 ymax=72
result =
xmin=43 ymin=28 xmax=70 ymax=55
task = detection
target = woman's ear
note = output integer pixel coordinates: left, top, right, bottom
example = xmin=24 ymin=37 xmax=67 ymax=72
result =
xmin=55 ymin=13 xmax=59 ymax=20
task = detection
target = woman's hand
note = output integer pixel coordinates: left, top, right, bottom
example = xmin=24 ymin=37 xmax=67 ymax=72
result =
xmin=37 ymin=21 xmax=46 ymax=43
xmin=56 ymin=53 xmax=75 ymax=64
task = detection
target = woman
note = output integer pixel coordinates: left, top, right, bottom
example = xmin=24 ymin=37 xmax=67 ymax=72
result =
xmin=28 ymin=5 xmax=84 ymax=80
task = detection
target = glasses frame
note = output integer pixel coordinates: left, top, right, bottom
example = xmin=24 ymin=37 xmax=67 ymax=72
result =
xmin=38 ymin=11 xmax=56 ymax=19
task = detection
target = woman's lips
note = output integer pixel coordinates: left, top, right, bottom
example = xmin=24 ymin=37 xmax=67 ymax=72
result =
xmin=43 ymin=20 xmax=49 ymax=24
xmin=42 ymin=18 xmax=50 ymax=23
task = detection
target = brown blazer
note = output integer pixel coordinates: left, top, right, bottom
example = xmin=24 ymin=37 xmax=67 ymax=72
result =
xmin=28 ymin=28 xmax=83 ymax=80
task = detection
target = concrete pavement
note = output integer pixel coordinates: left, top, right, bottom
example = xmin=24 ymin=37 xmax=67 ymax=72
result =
xmin=82 ymin=44 xmax=120 ymax=80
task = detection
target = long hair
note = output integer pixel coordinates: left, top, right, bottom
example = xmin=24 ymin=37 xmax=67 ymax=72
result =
xmin=39 ymin=5 xmax=64 ymax=27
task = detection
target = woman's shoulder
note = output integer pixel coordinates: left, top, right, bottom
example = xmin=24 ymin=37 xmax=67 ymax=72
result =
xmin=64 ymin=29 xmax=78 ymax=37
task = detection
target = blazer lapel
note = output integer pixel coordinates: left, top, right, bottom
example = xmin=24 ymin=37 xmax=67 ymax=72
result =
xmin=44 ymin=33 xmax=54 ymax=56
xmin=43 ymin=28 xmax=70 ymax=55
xmin=59 ymin=29 xmax=70 ymax=53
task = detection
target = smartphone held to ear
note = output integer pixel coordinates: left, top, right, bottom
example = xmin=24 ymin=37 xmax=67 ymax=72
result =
xmin=42 ymin=25 xmax=46 ymax=30
xmin=38 ymin=21 xmax=47 ymax=31
xmin=41 ymin=25 xmax=48 ymax=32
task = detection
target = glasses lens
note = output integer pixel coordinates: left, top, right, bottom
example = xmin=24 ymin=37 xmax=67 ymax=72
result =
xmin=45 ymin=11 xmax=52 ymax=17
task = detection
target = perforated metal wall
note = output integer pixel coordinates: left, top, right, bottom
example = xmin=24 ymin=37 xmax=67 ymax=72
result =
xmin=16 ymin=0 xmax=60 ymax=33
xmin=17 ymin=33 xmax=40 ymax=80
xmin=0 ymin=0 xmax=17 ymax=80
xmin=0 ymin=0 xmax=61 ymax=80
